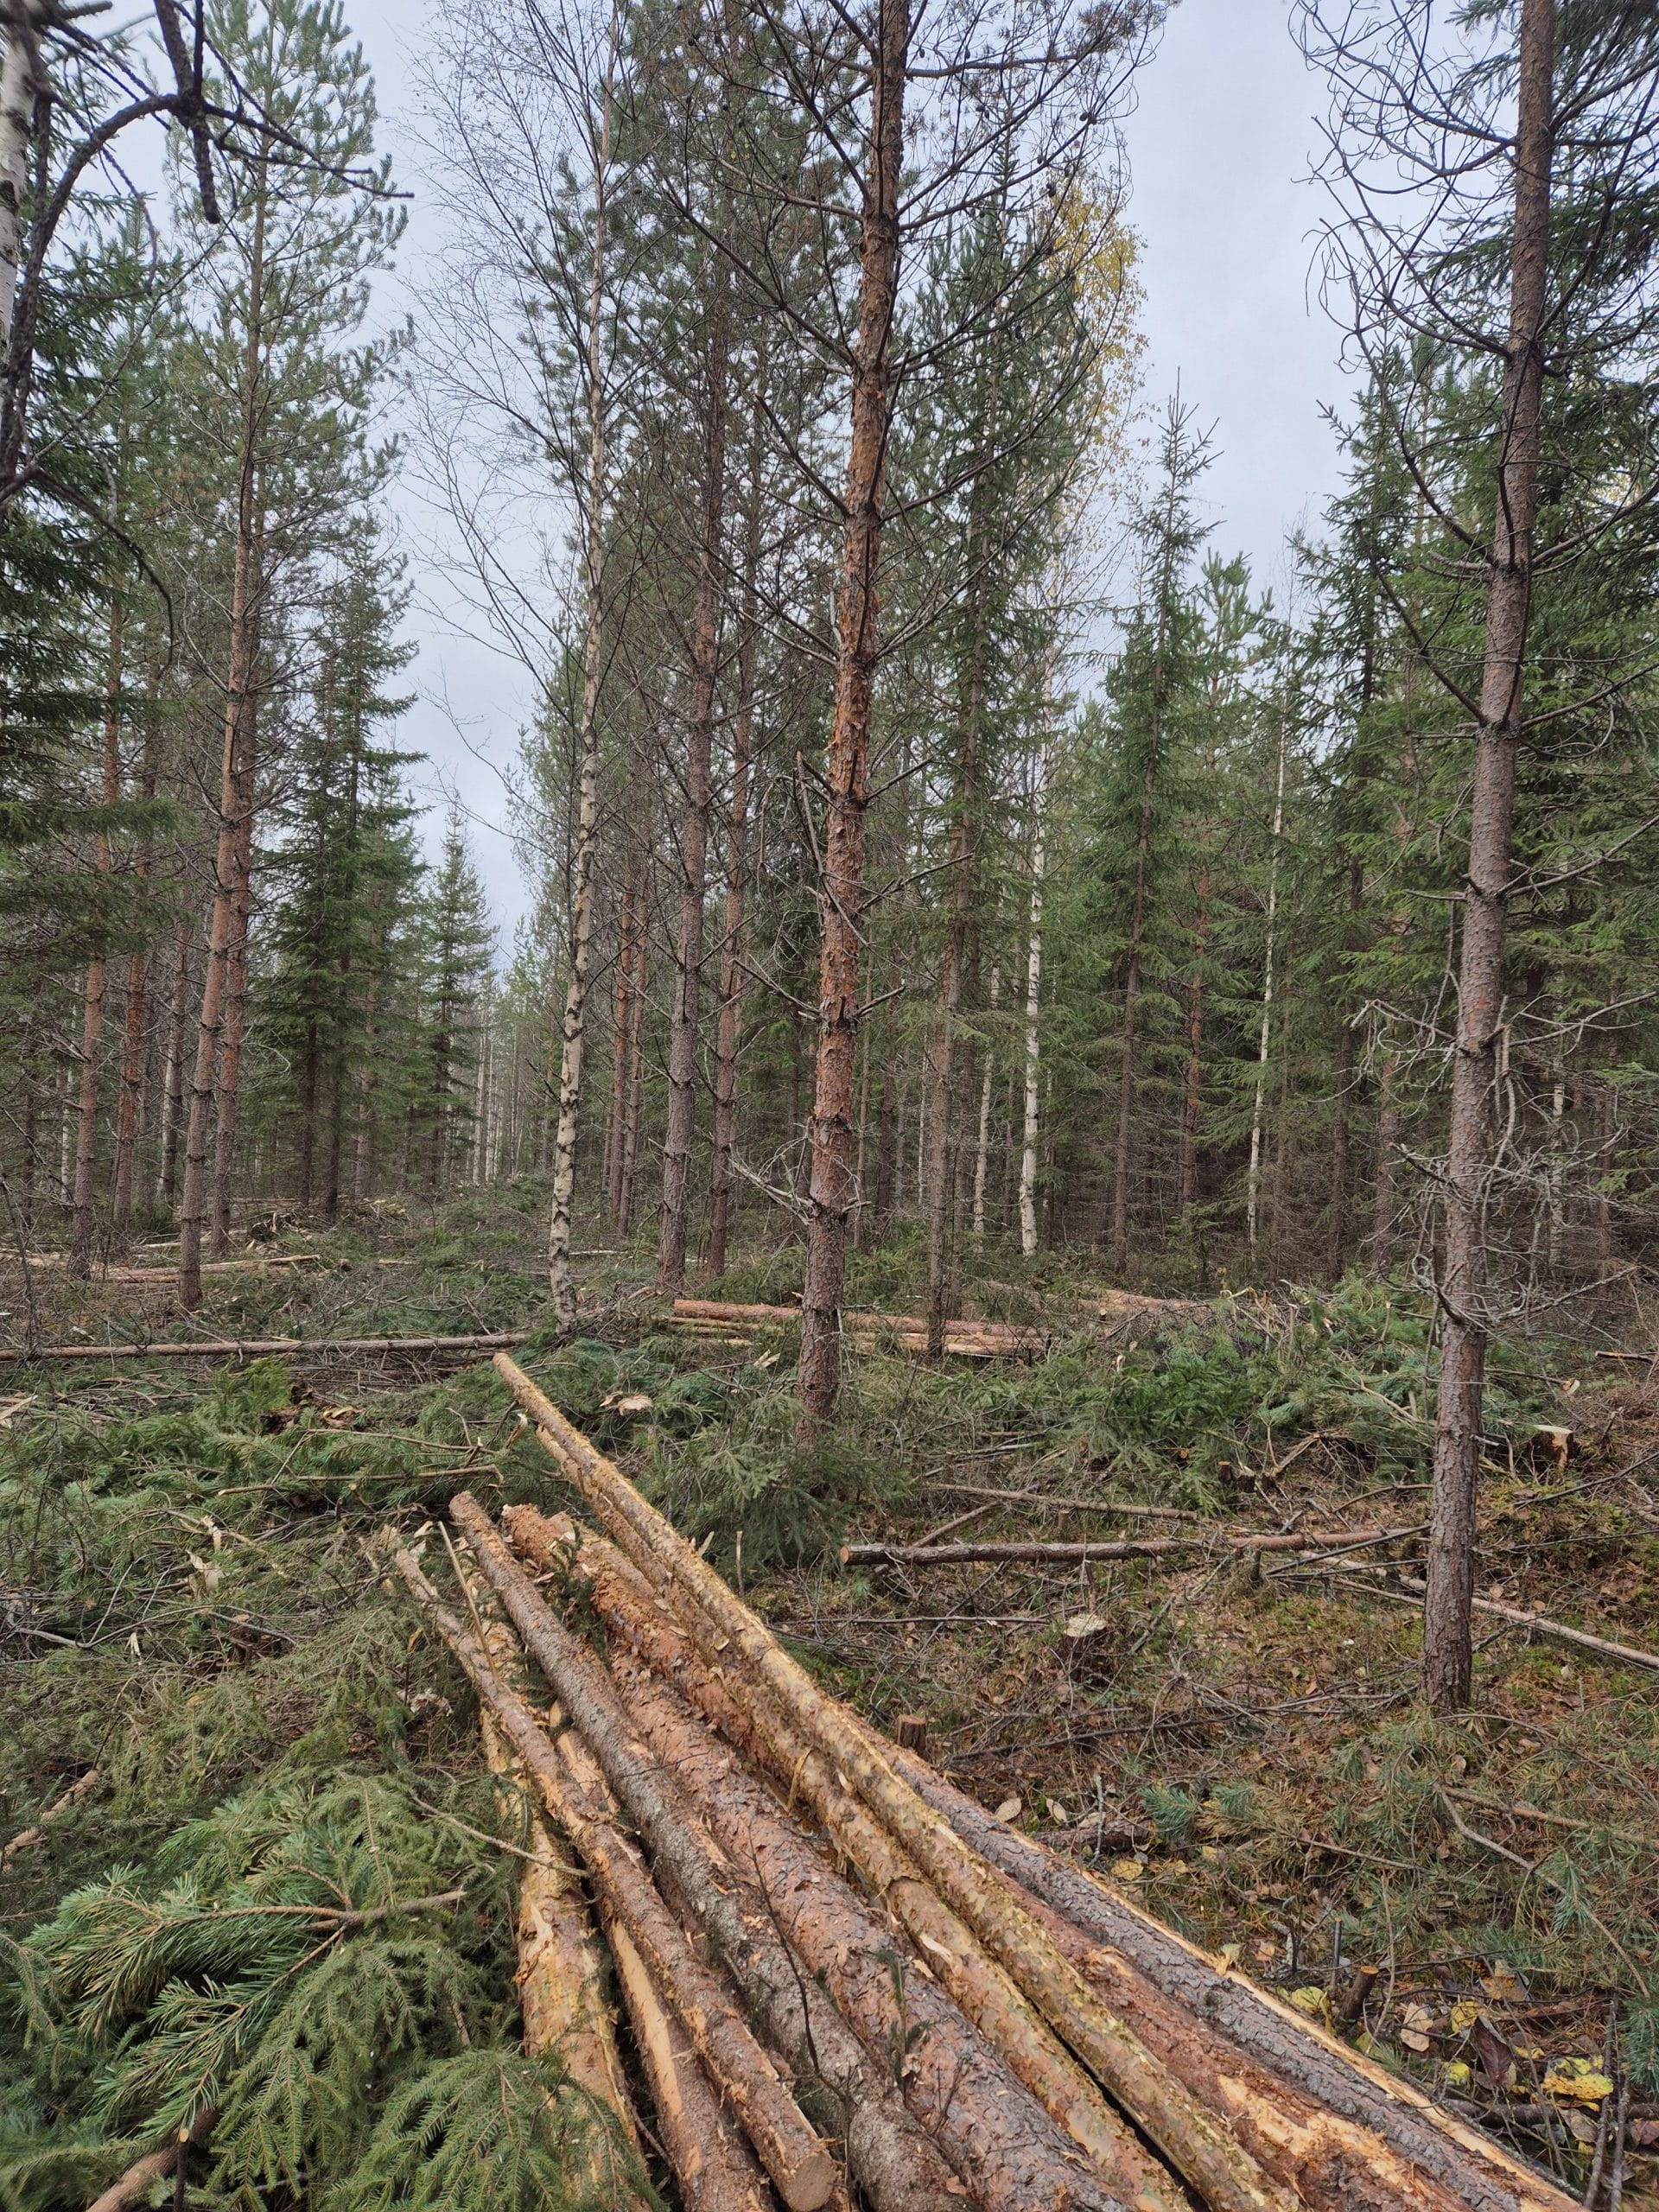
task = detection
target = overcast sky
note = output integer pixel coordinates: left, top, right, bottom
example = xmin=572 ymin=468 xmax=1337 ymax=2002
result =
xmin=346 ymin=0 xmax=1351 ymax=933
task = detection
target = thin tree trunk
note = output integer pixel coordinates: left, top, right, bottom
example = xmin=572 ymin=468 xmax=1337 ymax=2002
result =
xmin=658 ymin=283 xmax=730 ymax=1294
xmin=1246 ymin=714 xmax=1288 ymax=1255
xmin=111 ymin=684 xmax=161 ymax=1246
xmin=1424 ymin=0 xmax=1554 ymax=1714
xmin=607 ymin=853 xmax=641 ymax=1220
xmin=707 ymin=379 xmax=764 ymax=1281
xmin=1177 ymin=862 xmax=1209 ymax=1217
xmin=972 ymin=968 xmax=997 ymax=1237
xmin=618 ymin=927 xmax=648 ymax=1236
xmin=798 ymin=0 xmax=906 ymax=1430
xmin=212 ymin=622 xmax=260 ymax=1255
xmin=157 ymin=917 xmax=192 ymax=1205
xmin=548 ymin=22 xmax=619 ymax=1328
xmin=67 ymin=594 xmax=124 ymax=1278
xmin=1019 ymin=747 xmax=1048 ymax=1259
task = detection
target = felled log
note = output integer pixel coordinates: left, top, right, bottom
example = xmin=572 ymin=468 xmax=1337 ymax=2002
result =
xmin=391 ymin=1539 xmax=836 ymax=2212
xmin=669 ymin=1299 xmax=1046 ymax=1358
xmin=889 ymin=1751 xmax=1581 ymax=2212
xmin=1389 ymin=1572 xmax=1659 ymax=1677
xmin=492 ymin=1503 xmax=1166 ymax=2212
xmin=454 ymin=1547 xmax=640 ymax=2167
xmin=841 ymin=1526 xmax=1418 ymax=1568
xmin=492 ymin=1356 xmax=1290 ymax=2212
xmin=510 ymin=1505 xmax=1510 ymax=2212
xmin=19 ymin=1331 xmax=531 ymax=1363
xmin=605 ymin=1912 xmax=778 ymax=2212
xmin=549 ymin=1697 xmax=783 ymax=2212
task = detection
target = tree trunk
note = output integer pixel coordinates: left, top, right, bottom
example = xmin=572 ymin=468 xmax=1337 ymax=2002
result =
xmin=798 ymin=0 xmax=907 ymax=1432
xmin=607 ymin=851 xmax=641 ymax=1220
xmin=0 ymin=7 xmax=41 ymax=355
xmin=157 ymin=917 xmax=192 ymax=1205
xmin=111 ymin=689 xmax=161 ymax=1245
xmin=1246 ymin=714 xmax=1287 ymax=1255
xmin=1423 ymin=0 xmax=1554 ymax=1714
xmin=67 ymin=594 xmax=124 ymax=1278
xmin=971 ymin=967 xmax=997 ymax=1237
xmin=180 ymin=170 xmax=266 ymax=1306
xmin=658 ymin=279 xmax=730 ymax=1294
xmin=707 ymin=373 xmax=765 ymax=1281
xmin=548 ymin=32 xmax=618 ymax=1329
xmin=1019 ymin=748 xmax=1047 ymax=1258
xmin=618 ymin=921 xmax=648 ymax=1235
xmin=1177 ymin=861 xmax=1208 ymax=1217
xmin=211 ymin=645 xmax=260 ymax=1254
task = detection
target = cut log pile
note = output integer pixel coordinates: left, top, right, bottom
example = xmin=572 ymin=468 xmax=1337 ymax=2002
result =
xmin=379 ymin=1350 xmax=1582 ymax=2212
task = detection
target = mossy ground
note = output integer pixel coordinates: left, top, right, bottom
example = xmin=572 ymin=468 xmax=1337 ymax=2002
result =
xmin=4 ymin=1190 xmax=1659 ymax=2203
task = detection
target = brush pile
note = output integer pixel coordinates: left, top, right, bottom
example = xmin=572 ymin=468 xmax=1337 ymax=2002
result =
xmin=386 ymin=1351 xmax=1586 ymax=2212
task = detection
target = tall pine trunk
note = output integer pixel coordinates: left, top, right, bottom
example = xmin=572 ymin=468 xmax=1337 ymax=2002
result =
xmin=1423 ymin=0 xmax=1554 ymax=1713
xmin=798 ymin=0 xmax=906 ymax=1430
xmin=657 ymin=277 xmax=730 ymax=1293
xmin=212 ymin=639 xmax=260 ymax=1254
xmin=111 ymin=684 xmax=161 ymax=1244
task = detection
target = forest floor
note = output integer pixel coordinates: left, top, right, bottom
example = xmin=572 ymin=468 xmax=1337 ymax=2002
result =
xmin=4 ymin=1185 xmax=1659 ymax=2206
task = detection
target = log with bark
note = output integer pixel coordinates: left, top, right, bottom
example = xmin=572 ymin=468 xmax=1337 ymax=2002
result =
xmin=490 ymin=1355 xmax=1293 ymax=2212
xmin=453 ymin=1548 xmax=640 ymax=2164
xmin=390 ymin=1537 xmax=838 ymax=2212
xmin=472 ymin=1499 xmax=1172 ymax=2212
xmin=506 ymin=1503 xmax=1556 ymax=2212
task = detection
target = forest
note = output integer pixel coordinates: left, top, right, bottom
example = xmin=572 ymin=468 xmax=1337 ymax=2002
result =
xmin=4 ymin=0 xmax=1659 ymax=2208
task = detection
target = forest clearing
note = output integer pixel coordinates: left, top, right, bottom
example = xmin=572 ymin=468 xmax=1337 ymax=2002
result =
xmin=5 ymin=0 xmax=1659 ymax=2206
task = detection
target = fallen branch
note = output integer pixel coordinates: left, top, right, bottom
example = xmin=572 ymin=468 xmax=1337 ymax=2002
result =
xmin=389 ymin=1536 xmax=837 ymax=2212
xmin=840 ymin=1526 xmax=1420 ymax=1568
xmin=85 ymin=2109 xmax=216 ymax=2212
xmin=1 ymin=1765 xmax=101 ymax=1870
xmin=16 ymin=1331 xmax=531 ymax=1363
xmin=1333 ymin=1570 xmax=1659 ymax=1677
xmin=492 ymin=1354 xmax=1292 ymax=2212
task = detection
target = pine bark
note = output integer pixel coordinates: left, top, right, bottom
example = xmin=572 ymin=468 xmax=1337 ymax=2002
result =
xmin=798 ymin=0 xmax=907 ymax=1428
xmin=211 ymin=659 xmax=259 ymax=1254
xmin=1423 ymin=0 xmax=1554 ymax=1713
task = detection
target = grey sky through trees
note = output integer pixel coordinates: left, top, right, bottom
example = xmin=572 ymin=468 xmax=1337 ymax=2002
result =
xmin=356 ymin=0 xmax=1344 ymax=929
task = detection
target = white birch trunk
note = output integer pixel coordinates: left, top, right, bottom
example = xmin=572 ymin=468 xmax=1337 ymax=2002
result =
xmin=0 ymin=10 xmax=39 ymax=354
